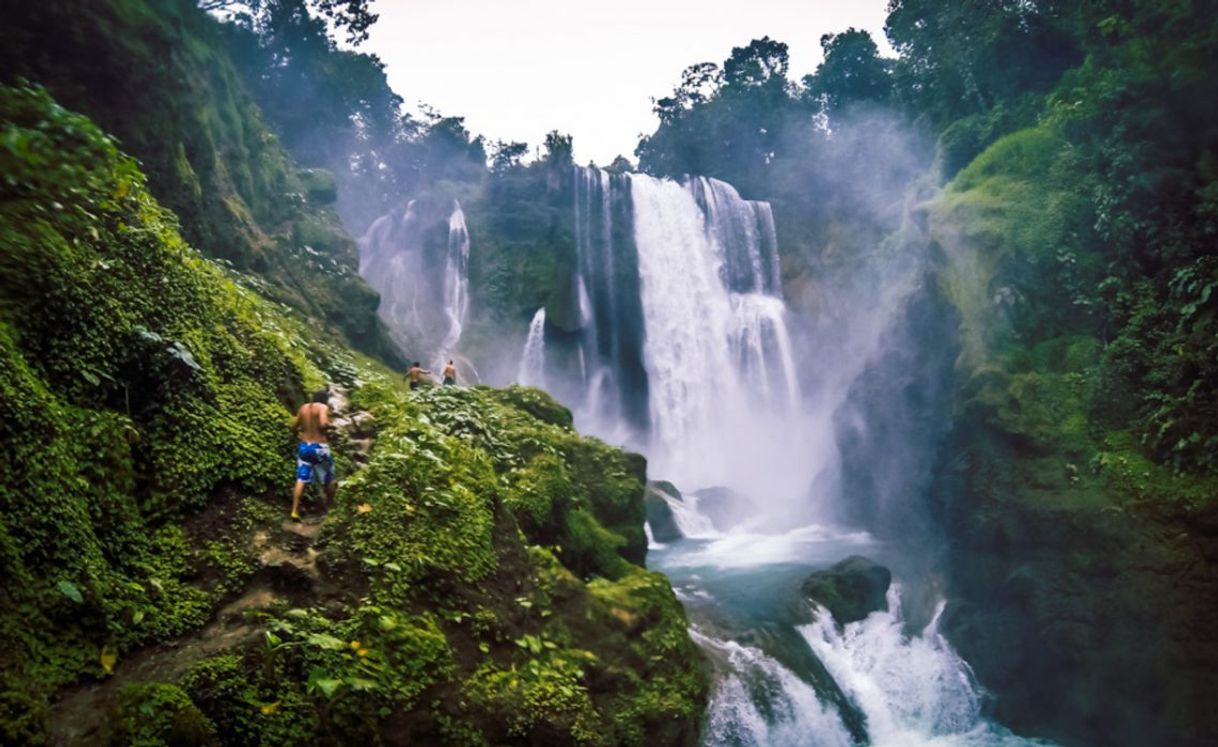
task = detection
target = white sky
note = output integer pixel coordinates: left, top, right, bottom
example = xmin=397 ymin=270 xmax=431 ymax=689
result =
xmin=362 ymin=0 xmax=894 ymax=166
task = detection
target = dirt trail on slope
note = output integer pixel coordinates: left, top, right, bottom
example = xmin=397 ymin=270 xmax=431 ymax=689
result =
xmin=48 ymin=389 xmax=375 ymax=746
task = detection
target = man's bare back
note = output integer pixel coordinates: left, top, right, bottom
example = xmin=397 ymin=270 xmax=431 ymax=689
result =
xmin=294 ymin=401 xmax=330 ymax=443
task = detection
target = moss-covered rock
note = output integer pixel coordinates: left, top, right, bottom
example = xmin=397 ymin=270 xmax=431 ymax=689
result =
xmin=929 ymin=124 xmax=1218 ymax=745
xmin=801 ymin=556 xmax=892 ymax=625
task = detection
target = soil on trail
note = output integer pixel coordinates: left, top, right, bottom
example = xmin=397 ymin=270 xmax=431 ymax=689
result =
xmin=48 ymin=390 xmax=375 ymax=746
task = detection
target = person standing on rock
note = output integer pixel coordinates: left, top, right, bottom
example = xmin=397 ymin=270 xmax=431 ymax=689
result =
xmin=290 ymin=389 xmax=336 ymax=521
xmin=442 ymin=359 xmax=458 ymax=386
xmin=406 ymin=361 xmax=431 ymax=391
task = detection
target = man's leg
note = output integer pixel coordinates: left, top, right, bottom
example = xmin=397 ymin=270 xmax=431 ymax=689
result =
xmin=291 ymin=480 xmax=306 ymax=520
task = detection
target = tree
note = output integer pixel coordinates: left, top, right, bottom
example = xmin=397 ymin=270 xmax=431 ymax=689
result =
xmin=201 ymin=0 xmax=378 ymax=44
xmin=542 ymin=131 xmax=574 ymax=168
xmin=803 ymin=28 xmax=893 ymax=117
xmin=491 ymin=140 xmax=529 ymax=173
xmin=884 ymin=0 xmax=1081 ymax=126
xmin=723 ymin=37 xmax=789 ymax=89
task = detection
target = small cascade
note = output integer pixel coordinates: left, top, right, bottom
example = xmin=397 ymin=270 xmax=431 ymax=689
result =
xmin=799 ymin=585 xmax=1039 ymax=746
xmin=517 ymin=308 xmax=547 ymax=387
xmin=650 ymin=483 xmax=721 ymax=539
xmin=358 ymin=197 xmax=471 ymax=361
xmin=694 ymin=630 xmax=855 ymax=747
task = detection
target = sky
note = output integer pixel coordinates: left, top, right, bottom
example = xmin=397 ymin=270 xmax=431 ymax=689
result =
xmin=361 ymin=0 xmax=894 ymax=166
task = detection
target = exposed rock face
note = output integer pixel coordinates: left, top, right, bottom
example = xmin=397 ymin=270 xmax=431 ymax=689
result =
xmin=645 ymin=481 xmax=684 ymax=542
xmin=801 ymin=556 xmax=892 ymax=625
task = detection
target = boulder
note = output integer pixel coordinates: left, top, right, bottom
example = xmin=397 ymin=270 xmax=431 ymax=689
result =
xmin=645 ymin=481 xmax=683 ymax=543
xmin=801 ymin=556 xmax=892 ymax=624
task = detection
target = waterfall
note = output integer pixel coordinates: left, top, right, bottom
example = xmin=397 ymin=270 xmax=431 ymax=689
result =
xmin=694 ymin=630 xmax=856 ymax=747
xmin=439 ymin=204 xmax=471 ymax=355
xmin=560 ymin=166 xmax=1039 ymax=746
xmin=358 ymin=197 xmax=471 ymax=361
xmin=568 ymin=166 xmax=804 ymax=496
xmin=518 ymin=307 xmax=547 ymax=387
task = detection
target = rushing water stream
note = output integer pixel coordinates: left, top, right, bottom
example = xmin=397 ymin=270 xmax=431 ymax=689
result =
xmin=650 ymin=526 xmax=1051 ymax=746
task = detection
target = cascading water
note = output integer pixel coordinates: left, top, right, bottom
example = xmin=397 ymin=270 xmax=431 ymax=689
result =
xmin=439 ymin=204 xmax=471 ymax=355
xmin=558 ymin=167 xmax=806 ymax=495
xmin=519 ymin=165 xmax=1049 ymax=746
xmin=359 ymin=197 xmax=471 ymax=362
xmin=517 ymin=307 xmax=547 ymax=387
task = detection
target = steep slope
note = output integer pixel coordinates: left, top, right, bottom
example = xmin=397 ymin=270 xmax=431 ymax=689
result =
xmin=0 ymin=84 xmax=706 ymax=745
xmin=0 ymin=0 xmax=397 ymax=362
xmin=928 ymin=124 xmax=1218 ymax=745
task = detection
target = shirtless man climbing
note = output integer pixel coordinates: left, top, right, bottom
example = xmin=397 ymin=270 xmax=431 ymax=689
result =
xmin=406 ymin=362 xmax=431 ymax=391
xmin=290 ymin=389 xmax=336 ymax=520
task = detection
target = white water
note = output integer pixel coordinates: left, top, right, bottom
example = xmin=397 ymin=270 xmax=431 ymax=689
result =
xmin=801 ymin=586 xmax=1048 ymax=747
xmin=631 ymin=176 xmax=804 ymax=493
xmin=652 ymin=524 xmax=1052 ymax=747
xmin=695 ymin=630 xmax=856 ymax=747
xmin=439 ymin=203 xmax=471 ymax=356
xmin=359 ymin=198 xmax=471 ymax=362
xmin=517 ymin=307 xmax=547 ymax=387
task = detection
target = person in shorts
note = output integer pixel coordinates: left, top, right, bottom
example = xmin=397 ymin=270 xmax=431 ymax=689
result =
xmin=290 ymin=389 xmax=336 ymax=520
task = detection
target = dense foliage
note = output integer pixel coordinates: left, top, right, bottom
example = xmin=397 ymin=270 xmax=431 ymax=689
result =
xmin=0 ymin=0 xmax=398 ymax=362
xmin=0 ymin=82 xmax=327 ymax=742
xmin=0 ymin=80 xmax=705 ymax=744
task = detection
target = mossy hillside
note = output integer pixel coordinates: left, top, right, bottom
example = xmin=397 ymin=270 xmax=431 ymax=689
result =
xmin=0 ymin=86 xmax=705 ymax=744
xmin=0 ymin=83 xmax=380 ymax=742
xmin=120 ymin=380 xmax=705 ymax=746
xmin=927 ymin=122 xmax=1218 ymax=743
xmin=0 ymin=0 xmax=398 ymax=363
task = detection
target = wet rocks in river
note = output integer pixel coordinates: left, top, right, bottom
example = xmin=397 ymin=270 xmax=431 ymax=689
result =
xmin=802 ymin=555 xmax=892 ymax=625
xmin=645 ymin=481 xmax=683 ymax=542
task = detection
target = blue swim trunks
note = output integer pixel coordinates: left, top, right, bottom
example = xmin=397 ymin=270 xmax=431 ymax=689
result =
xmin=296 ymin=442 xmax=334 ymax=485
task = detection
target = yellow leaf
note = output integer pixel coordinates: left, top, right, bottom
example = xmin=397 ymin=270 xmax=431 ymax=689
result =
xmin=349 ymin=640 xmax=361 ymax=649
xmin=260 ymin=701 xmax=281 ymax=716
xmin=100 ymin=644 xmax=118 ymax=675
xmin=356 ymin=503 xmax=373 ymax=514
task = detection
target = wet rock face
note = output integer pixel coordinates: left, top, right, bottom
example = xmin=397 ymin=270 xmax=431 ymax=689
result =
xmin=645 ymin=481 xmax=683 ymax=542
xmin=801 ymin=556 xmax=892 ymax=625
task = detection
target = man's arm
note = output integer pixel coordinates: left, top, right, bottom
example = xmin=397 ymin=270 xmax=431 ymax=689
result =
xmin=289 ymin=405 xmax=303 ymax=433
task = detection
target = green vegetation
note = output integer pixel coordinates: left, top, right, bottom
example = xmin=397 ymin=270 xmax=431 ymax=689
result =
xmin=0 ymin=81 xmax=705 ymax=744
xmin=0 ymin=0 xmax=398 ymax=363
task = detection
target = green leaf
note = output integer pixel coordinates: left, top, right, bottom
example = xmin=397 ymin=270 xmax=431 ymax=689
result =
xmin=307 ymin=667 xmax=343 ymax=698
xmin=346 ymin=677 xmax=378 ymax=692
xmin=57 ymin=580 xmax=83 ymax=604
xmin=305 ymin=633 xmax=347 ymax=650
